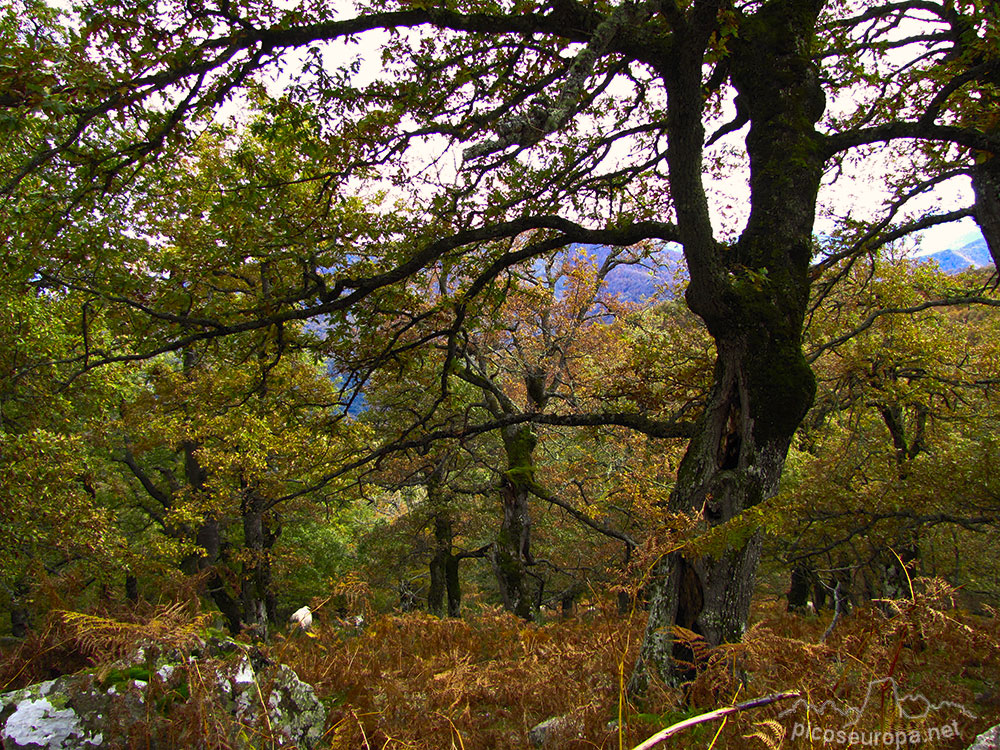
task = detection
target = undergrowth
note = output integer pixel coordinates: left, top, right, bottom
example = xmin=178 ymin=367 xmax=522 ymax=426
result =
xmin=271 ymin=601 xmax=646 ymax=749
xmin=2 ymin=579 xmax=998 ymax=749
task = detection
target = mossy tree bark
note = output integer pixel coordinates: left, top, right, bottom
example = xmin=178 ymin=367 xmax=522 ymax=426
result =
xmin=452 ymin=360 xmax=544 ymax=621
xmin=630 ymin=0 xmax=825 ymax=692
xmin=490 ymin=423 xmax=538 ymax=621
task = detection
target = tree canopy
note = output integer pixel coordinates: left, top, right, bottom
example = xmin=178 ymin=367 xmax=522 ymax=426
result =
xmin=2 ymin=0 xmax=999 ymax=690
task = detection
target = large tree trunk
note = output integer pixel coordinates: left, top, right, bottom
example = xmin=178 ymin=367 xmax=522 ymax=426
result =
xmin=631 ymin=0 xmax=825 ymax=692
xmin=631 ymin=337 xmax=814 ymax=689
xmin=972 ymin=148 xmax=1000 ymax=269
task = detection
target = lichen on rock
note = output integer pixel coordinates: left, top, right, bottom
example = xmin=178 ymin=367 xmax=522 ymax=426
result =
xmin=0 ymin=639 xmax=326 ymax=749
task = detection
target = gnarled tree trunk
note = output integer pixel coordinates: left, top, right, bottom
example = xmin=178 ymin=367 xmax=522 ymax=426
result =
xmin=631 ymin=0 xmax=825 ymax=692
xmin=631 ymin=335 xmax=815 ymax=689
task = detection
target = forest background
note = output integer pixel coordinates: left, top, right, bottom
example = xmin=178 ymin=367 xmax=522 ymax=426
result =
xmin=2 ymin=0 xmax=1000 ymax=747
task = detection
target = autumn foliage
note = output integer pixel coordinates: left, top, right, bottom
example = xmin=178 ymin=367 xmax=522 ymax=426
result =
xmin=3 ymin=579 xmax=999 ymax=749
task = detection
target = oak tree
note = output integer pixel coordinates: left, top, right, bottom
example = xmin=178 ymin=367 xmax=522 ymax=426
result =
xmin=3 ymin=0 xmax=999 ymax=689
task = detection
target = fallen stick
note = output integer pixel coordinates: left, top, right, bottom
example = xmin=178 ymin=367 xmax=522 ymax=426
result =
xmin=631 ymin=691 xmax=800 ymax=750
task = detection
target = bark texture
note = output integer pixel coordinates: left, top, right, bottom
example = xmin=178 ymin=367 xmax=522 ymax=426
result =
xmin=973 ymin=152 xmax=1000 ymax=269
xmin=630 ymin=0 xmax=825 ymax=692
xmin=424 ymin=461 xmax=463 ymax=618
xmin=181 ymin=438 xmax=243 ymax=636
xmin=490 ymin=423 xmax=538 ymax=621
xmin=240 ymin=487 xmax=280 ymax=639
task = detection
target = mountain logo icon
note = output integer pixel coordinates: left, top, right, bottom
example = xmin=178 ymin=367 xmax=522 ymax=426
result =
xmin=777 ymin=678 xmax=976 ymax=727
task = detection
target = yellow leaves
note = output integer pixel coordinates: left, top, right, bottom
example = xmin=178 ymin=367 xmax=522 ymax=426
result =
xmin=59 ymin=602 xmax=209 ymax=660
xmin=808 ymin=256 xmax=988 ymax=407
xmin=118 ymin=345 xmax=357 ymax=513
xmin=0 ymin=429 xmax=125 ymax=582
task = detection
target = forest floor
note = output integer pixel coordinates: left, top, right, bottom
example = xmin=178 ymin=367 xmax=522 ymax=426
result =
xmin=2 ymin=581 xmax=998 ymax=749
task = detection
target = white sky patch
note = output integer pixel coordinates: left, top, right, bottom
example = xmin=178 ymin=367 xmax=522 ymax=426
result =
xmin=208 ymin=4 xmax=982 ymax=257
xmin=45 ymin=1 xmax=983 ymax=259
xmin=915 ymin=217 xmax=984 ymax=255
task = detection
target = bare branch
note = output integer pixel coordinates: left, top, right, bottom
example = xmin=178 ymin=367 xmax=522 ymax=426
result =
xmin=632 ymin=692 xmax=800 ymax=750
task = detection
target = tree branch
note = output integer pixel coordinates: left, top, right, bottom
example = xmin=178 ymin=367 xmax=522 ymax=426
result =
xmin=632 ymin=692 xmax=800 ymax=750
xmin=527 ymin=481 xmax=638 ymax=550
xmin=824 ymin=122 xmax=1000 ymax=157
xmin=808 ymin=294 xmax=1000 ymax=363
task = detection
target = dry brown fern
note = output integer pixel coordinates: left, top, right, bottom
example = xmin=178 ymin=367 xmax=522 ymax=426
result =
xmin=57 ymin=601 xmax=209 ymax=660
xmin=333 ymin=571 xmax=374 ymax=616
xmin=744 ymin=719 xmax=786 ymax=750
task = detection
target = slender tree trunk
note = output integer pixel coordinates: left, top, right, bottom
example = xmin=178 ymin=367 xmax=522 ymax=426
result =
xmin=428 ymin=513 xmax=452 ymax=617
xmin=872 ymin=402 xmax=922 ymax=607
xmin=831 ymin=562 xmax=853 ymax=616
xmin=180 ymin=437 xmax=243 ymax=634
xmin=446 ymin=554 xmax=461 ymax=617
xmin=238 ymin=272 xmax=282 ymax=637
xmin=10 ymin=582 xmax=31 ymax=638
xmin=125 ymin=573 xmax=139 ymax=604
xmin=425 ymin=461 xmax=463 ymax=617
xmin=631 ymin=0 xmax=825 ymax=692
xmin=10 ymin=607 xmax=30 ymax=639
xmin=787 ymin=565 xmax=816 ymax=612
xmin=492 ymin=480 xmax=535 ymax=620
xmin=241 ymin=487 xmax=278 ymax=639
xmin=429 ymin=541 xmax=464 ymax=617
xmin=192 ymin=516 xmax=242 ymax=634
xmin=491 ymin=424 xmax=537 ymax=621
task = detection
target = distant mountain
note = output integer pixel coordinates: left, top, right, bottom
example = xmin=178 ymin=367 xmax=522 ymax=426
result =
xmin=917 ymin=235 xmax=992 ymax=273
xmin=580 ymin=232 xmax=994 ymax=303
xmin=566 ymin=243 xmax=685 ymax=303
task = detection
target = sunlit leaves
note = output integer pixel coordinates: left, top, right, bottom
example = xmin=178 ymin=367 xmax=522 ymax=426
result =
xmin=770 ymin=255 xmax=1000 ymax=596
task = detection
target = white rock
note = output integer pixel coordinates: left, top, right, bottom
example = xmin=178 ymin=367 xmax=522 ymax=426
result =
xmin=1 ymin=692 xmax=102 ymax=749
xmin=289 ymin=606 xmax=312 ymax=631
